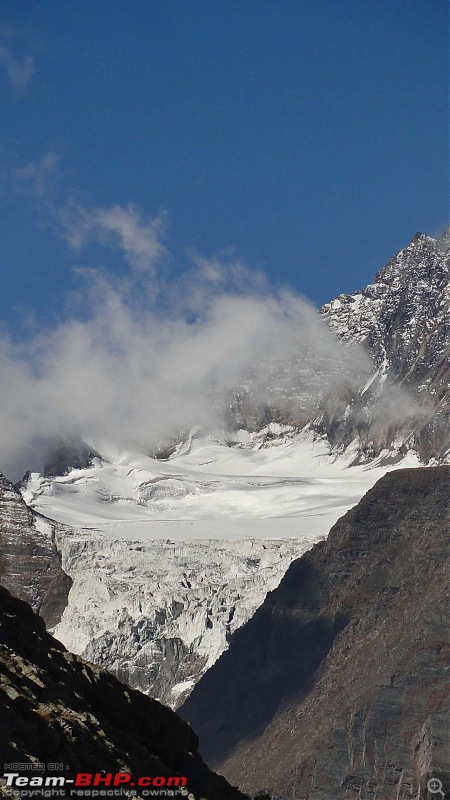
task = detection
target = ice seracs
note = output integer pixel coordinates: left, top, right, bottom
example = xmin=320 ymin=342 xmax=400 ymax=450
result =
xmin=22 ymin=427 xmax=419 ymax=707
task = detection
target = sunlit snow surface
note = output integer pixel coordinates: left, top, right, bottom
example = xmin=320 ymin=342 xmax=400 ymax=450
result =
xmin=22 ymin=426 xmax=421 ymax=706
xmin=24 ymin=426 xmax=419 ymax=541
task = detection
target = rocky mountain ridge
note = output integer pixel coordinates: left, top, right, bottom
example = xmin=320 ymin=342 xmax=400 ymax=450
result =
xmin=181 ymin=466 xmax=450 ymax=798
xmin=227 ymin=229 xmax=449 ymax=464
xmin=0 ymin=584 xmax=247 ymax=800
xmin=318 ymin=229 xmax=450 ymax=463
xmin=321 ymin=230 xmax=449 ymax=400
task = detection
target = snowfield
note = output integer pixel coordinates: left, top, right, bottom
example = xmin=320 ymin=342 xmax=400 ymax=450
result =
xmin=22 ymin=426 xmax=420 ymax=706
xmin=23 ymin=426 xmax=418 ymax=540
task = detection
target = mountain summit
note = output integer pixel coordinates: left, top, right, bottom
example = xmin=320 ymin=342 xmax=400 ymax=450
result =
xmin=321 ymin=230 xmax=449 ymax=404
xmin=317 ymin=229 xmax=449 ymax=462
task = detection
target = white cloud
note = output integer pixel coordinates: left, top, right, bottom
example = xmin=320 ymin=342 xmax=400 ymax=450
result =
xmin=14 ymin=154 xmax=168 ymax=279
xmin=4 ymin=170 xmax=422 ymax=480
xmin=0 ymin=29 xmax=35 ymax=91
xmin=14 ymin=152 xmax=60 ymax=201
xmin=0 ymin=238 xmax=372 ymax=480
xmin=93 ymin=204 xmax=167 ymax=272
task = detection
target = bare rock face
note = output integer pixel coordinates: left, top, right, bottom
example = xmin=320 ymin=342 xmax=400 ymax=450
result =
xmin=321 ymin=230 xmax=450 ymax=403
xmin=0 ymin=472 xmax=71 ymax=628
xmin=181 ymin=466 xmax=450 ymax=798
xmin=319 ymin=229 xmax=450 ymax=463
xmin=0 ymin=585 xmax=247 ymax=800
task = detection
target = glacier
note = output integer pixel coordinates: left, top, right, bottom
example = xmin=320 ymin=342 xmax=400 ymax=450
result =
xmin=22 ymin=425 xmax=420 ymax=707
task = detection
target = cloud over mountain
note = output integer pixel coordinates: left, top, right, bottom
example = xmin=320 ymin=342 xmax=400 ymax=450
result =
xmin=2 ymin=175 xmax=374 ymax=480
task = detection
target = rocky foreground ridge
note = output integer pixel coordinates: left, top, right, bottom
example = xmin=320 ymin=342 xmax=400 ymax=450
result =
xmin=0 ymin=584 xmax=247 ymax=800
xmin=181 ymin=467 xmax=450 ymax=798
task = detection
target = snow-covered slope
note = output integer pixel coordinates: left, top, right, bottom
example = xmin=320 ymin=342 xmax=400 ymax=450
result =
xmin=24 ymin=426 xmax=408 ymax=537
xmin=21 ymin=427 xmax=419 ymax=707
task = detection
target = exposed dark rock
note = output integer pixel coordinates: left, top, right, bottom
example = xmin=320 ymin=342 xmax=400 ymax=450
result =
xmin=181 ymin=466 xmax=450 ymax=798
xmin=44 ymin=435 xmax=100 ymax=477
xmin=322 ymin=230 xmax=450 ymax=400
xmin=0 ymin=585 xmax=247 ymax=800
xmin=0 ymin=473 xmax=71 ymax=628
xmin=319 ymin=229 xmax=450 ymax=462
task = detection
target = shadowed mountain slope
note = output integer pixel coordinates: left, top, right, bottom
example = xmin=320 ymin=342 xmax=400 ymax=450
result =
xmin=181 ymin=466 xmax=450 ymax=798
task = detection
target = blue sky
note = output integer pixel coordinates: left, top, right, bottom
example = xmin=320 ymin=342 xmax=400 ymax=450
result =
xmin=0 ymin=0 xmax=448 ymax=331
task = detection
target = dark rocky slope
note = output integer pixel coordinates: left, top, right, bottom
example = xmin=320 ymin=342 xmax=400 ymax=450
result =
xmin=0 ymin=473 xmax=71 ymax=627
xmin=181 ymin=466 xmax=450 ymax=798
xmin=0 ymin=585 xmax=246 ymax=800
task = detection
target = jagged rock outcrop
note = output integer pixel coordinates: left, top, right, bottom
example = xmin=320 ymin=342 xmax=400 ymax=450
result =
xmin=321 ymin=230 xmax=450 ymax=402
xmin=181 ymin=466 xmax=450 ymax=798
xmin=0 ymin=584 xmax=247 ymax=800
xmin=0 ymin=473 xmax=71 ymax=627
xmin=318 ymin=229 xmax=450 ymax=462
